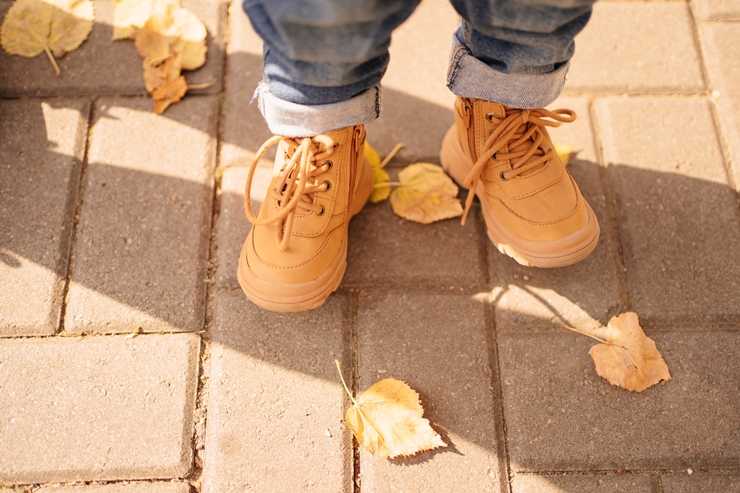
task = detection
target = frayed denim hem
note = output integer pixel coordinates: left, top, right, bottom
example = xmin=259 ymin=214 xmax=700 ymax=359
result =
xmin=446 ymin=36 xmax=569 ymax=109
xmin=255 ymin=81 xmax=381 ymax=137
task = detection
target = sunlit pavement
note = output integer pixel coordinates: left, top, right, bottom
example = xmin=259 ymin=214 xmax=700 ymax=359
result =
xmin=2 ymin=0 xmax=740 ymax=491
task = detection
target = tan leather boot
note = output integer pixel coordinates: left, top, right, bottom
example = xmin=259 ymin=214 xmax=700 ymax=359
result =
xmin=440 ymin=97 xmax=599 ymax=267
xmin=238 ymin=125 xmax=373 ymax=312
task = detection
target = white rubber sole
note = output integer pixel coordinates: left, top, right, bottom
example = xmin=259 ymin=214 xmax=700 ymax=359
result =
xmin=440 ymin=125 xmax=600 ymax=268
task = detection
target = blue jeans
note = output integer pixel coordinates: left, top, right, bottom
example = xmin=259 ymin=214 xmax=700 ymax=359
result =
xmin=243 ymin=0 xmax=596 ymax=136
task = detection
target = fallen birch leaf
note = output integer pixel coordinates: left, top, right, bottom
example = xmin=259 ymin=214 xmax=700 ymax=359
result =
xmin=567 ymin=312 xmax=671 ymax=392
xmin=554 ymin=143 xmax=572 ymax=167
xmin=390 ymin=163 xmax=463 ymax=224
xmin=335 ymin=359 xmax=446 ymax=459
xmin=365 ymin=143 xmax=390 ymax=203
xmin=1 ymin=0 xmax=94 ymax=75
xmin=112 ymin=0 xmax=153 ymax=40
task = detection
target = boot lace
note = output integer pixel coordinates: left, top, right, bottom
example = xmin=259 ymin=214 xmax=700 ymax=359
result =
xmin=244 ymin=135 xmax=338 ymax=250
xmin=461 ymin=107 xmax=576 ymax=224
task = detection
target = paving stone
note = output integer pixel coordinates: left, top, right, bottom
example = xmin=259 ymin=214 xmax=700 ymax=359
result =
xmin=356 ymin=290 xmax=505 ymax=493
xmin=693 ymin=0 xmax=740 ymax=20
xmin=567 ymin=2 xmax=704 ymax=94
xmin=64 ymin=97 xmax=218 ymax=334
xmin=700 ymin=24 xmax=740 ymax=188
xmin=0 ymin=0 xmax=224 ymax=97
xmin=344 ymin=169 xmax=485 ymax=288
xmin=0 ymin=99 xmax=89 ymax=337
xmin=367 ymin=0 xmax=458 ymax=163
xmin=662 ymin=473 xmax=740 ymax=492
xmin=0 ymin=333 xmax=200 ymax=483
xmin=491 ymin=97 xmax=624 ymax=332
xmin=202 ymin=289 xmax=352 ymax=493
xmin=36 ymin=483 xmax=190 ymax=493
xmin=511 ymin=474 xmax=654 ymax=492
xmin=499 ymin=330 xmax=740 ymax=471
xmin=595 ymin=97 xmax=740 ymax=325
xmin=215 ymin=166 xmax=272 ymax=289
xmin=219 ymin=0 xmax=273 ymax=170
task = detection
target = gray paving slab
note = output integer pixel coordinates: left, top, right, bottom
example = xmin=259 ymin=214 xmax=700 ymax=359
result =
xmin=366 ymin=0 xmax=458 ymax=163
xmin=662 ymin=473 xmax=740 ymax=492
xmin=693 ymin=0 xmax=740 ymax=20
xmin=567 ymin=2 xmax=704 ymax=94
xmin=499 ymin=330 xmax=740 ymax=472
xmin=36 ymin=483 xmax=190 ymax=493
xmin=64 ymin=96 xmax=217 ymax=334
xmin=700 ymin=23 xmax=740 ymax=189
xmin=595 ymin=96 xmax=740 ymax=325
xmin=219 ymin=0 xmax=272 ymax=170
xmin=356 ymin=290 xmax=505 ymax=493
xmin=0 ymin=0 xmax=223 ymax=97
xmin=511 ymin=473 xmax=654 ymax=492
xmin=343 ymin=172 xmax=485 ymax=288
xmin=491 ymin=97 xmax=624 ymax=332
xmin=0 ymin=333 xmax=200 ymax=483
xmin=0 ymin=99 xmax=89 ymax=337
xmin=216 ymin=166 xmax=272 ymax=289
xmin=202 ymin=289 xmax=352 ymax=493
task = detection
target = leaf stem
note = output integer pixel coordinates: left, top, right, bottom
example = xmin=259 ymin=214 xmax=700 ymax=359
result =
xmin=187 ymin=82 xmax=214 ymax=90
xmin=379 ymin=143 xmax=404 ymax=168
xmin=373 ymin=182 xmax=401 ymax=188
xmin=43 ymin=45 xmax=61 ymax=76
xmin=564 ymin=325 xmax=608 ymax=344
xmin=335 ymin=359 xmax=358 ymax=406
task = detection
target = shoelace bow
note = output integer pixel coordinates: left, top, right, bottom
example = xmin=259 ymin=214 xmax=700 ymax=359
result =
xmin=461 ymin=107 xmax=575 ymax=224
xmin=244 ymin=135 xmax=338 ymax=251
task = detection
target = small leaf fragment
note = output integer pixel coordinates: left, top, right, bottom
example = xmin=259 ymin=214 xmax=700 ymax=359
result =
xmin=335 ymin=360 xmax=446 ymax=459
xmin=554 ymin=143 xmax=573 ymax=167
xmin=390 ymin=163 xmax=463 ymax=224
xmin=364 ymin=143 xmax=382 ymax=169
xmin=1 ymin=0 xmax=94 ymax=75
xmin=364 ymin=143 xmax=391 ymax=203
xmin=587 ymin=312 xmax=671 ymax=392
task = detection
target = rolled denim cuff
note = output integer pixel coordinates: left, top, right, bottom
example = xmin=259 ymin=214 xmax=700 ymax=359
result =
xmin=255 ymin=81 xmax=381 ymax=137
xmin=446 ymin=36 xmax=569 ymax=109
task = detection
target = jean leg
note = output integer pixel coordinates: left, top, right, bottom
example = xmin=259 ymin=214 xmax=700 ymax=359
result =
xmin=243 ymin=0 xmax=420 ymax=136
xmin=447 ymin=0 xmax=597 ymax=108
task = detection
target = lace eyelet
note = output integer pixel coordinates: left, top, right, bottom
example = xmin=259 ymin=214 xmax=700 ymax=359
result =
xmin=317 ymin=205 xmax=325 ymax=216
xmin=322 ymin=180 xmax=332 ymax=191
xmin=323 ymin=160 xmax=333 ymax=170
xmin=486 ymin=112 xmax=500 ymax=121
xmin=493 ymin=151 xmax=500 ymax=161
xmin=500 ymin=171 xmax=509 ymax=181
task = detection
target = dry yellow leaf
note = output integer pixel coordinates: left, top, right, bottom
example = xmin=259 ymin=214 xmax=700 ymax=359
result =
xmin=112 ymin=0 xmax=153 ymax=40
xmin=554 ymin=143 xmax=572 ymax=167
xmin=1 ymin=0 xmax=94 ymax=75
xmin=568 ymin=312 xmax=671 ymax=392
xmin=133 ymin=0 xmax=205 ymax=68
xmin=365 ymin=143 xmax=391 ymax=203
xmin=142 ymin=52 xmax=186 ymax=113
xmin=170 ymin=7 xmax=206 ymax=70
xmin=390 ymin=163 xmax=463 ymax=224
xmin=336 ymin=360 xmax=446 ymax=458
xmin=128 ymin=0 xmax=206 ymax=113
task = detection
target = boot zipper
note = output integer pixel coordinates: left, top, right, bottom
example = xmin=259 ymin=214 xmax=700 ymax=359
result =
xmin=463 ymin=100 xmax=478 ymax=163
xmin=348 ymin=127 xmax=361 ymax=211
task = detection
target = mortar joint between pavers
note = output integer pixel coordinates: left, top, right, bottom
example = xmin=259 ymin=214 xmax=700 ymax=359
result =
xmin=587 ymin=98 xmax=632 ymax=314
xmin=57 ymin=99 xmax=95 ymax=336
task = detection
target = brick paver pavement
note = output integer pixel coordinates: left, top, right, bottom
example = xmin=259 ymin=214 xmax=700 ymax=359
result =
xmin=1 ymin=0 xmax=739 ymax=492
